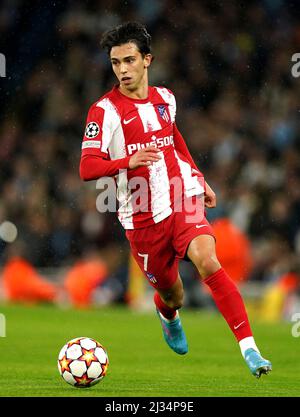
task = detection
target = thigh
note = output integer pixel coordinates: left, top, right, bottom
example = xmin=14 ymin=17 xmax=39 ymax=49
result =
xmin=172 ymin=195 xmax=215 ymax=260
xmin=126 ymin=220 xmax=179 ymax=290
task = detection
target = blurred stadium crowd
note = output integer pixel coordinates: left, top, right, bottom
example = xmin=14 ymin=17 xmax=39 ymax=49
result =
xmin=0 ymin=0 xmax=299 ymax=309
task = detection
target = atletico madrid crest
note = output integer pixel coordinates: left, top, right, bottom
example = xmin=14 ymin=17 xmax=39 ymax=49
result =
xmin=157 ymin=105 xmax=169 ymax=123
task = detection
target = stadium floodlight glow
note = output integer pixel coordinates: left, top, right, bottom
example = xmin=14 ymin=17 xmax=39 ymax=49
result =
xmin=0 ymin=221 xmax=18 ymax=243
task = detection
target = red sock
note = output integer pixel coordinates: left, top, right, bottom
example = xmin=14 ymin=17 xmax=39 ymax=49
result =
xmin=203 ymin=268 xmax=252 ymax=342
xmin=154 ymin=292 xmax=177 ymax=320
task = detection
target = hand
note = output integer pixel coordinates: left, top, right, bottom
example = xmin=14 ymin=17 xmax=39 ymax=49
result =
xmin=204 ymin=181 xmax=217 ymax=208
xmin=129 ymin=146 xmax=161 ymax=169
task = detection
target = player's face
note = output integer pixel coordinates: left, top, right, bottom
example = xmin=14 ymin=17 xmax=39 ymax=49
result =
xmin=110 ymin=42 xmax=151 ymax=92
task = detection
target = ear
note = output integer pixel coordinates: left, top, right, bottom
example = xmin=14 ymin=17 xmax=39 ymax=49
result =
xmin=144 ymin=54 xmax=152 ymax=68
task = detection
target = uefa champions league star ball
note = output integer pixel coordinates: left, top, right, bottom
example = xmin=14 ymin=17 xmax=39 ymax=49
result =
xmin=58 ymin=337 xmax=109 ymax=388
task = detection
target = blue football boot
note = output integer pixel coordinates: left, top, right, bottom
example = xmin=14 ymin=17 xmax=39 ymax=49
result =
xmin=156 ymin=309 xmax=188 ymax=355
xmin=244 ymin=348 xmax=272 ymax=378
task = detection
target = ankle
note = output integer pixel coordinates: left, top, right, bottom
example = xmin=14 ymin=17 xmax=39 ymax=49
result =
xmin=158 ymin=310 xmax=179 ymax=323
xmin=239 ymin=337 xmax=260 ymax=358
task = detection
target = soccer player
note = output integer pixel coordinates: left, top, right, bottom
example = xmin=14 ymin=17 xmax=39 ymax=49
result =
xmin=79 ymin=22 xmax=272 ymax=378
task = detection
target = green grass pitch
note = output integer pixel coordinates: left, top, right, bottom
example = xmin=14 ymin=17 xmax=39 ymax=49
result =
xmin=0 ymin=303 xmax=298 ymax=397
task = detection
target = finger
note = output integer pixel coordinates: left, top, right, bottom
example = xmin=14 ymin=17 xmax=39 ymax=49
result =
xmin=141 ymin=152 xmax=161 ymax=159
xmin=138 ymin=161 xmax=152 ymax=166
xmin=204 ymin=199 xmax=215 ymax=208
xmin=143 ymin=146 xmax=160 ymax=152
xmin=142 ymin=152 xmax=161 ymax=157
xmin=140 ymin=156 xmax=161 ymax=162
xmin=147 ymin=156 xmax=161 ymax=161
xmin=138 ymin=159 xmax=159 ymax=167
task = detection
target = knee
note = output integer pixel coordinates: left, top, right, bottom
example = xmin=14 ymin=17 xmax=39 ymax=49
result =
xmin=193 ymin=251 xmax=221 ymax=278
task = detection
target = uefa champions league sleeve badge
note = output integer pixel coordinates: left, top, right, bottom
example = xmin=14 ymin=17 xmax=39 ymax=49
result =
xmin=85 ymin=122 xmax=100 ymax=138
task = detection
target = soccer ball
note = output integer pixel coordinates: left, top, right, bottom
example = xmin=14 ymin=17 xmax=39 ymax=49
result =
xmin=58 ymin=337 xmax=109 ymax=388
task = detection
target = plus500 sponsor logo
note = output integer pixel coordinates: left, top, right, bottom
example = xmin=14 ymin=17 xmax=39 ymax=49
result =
xmin=127 ymin=135 xmax=174 ymax=155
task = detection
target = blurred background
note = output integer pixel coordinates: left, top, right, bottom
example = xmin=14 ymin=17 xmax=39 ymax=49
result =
xmin=0 ymin=0 xmax=299 ymax=320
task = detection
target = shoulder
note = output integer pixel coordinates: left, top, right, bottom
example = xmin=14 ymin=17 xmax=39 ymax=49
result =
xmin=88 ymin=89 xmax=121 ymax=120
xmin=152 ymin=86 xmax=176 ymax=105
xmin=153 ymin=86 xmax=174 ymax=95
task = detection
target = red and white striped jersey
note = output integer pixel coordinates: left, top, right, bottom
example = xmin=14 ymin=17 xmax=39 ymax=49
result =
xmin=81 ymin=85 xmax=204 ymax=229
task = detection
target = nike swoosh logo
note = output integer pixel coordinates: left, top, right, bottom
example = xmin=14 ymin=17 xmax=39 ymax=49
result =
xmin=195 ymin=225 xmax=206 ymax=229
xmin=234 ymin=321 xmax=245 ymax=330
xmin=123 ymin=116 xmax=137 ymax=125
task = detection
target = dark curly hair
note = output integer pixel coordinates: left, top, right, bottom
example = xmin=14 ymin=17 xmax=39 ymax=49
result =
xmin=100 ymin=21 xmax=152 ymax=56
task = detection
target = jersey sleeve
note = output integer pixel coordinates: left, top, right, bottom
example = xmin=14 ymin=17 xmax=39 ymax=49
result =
xmin=173 ymin=123 xmax=204 ymax=177
xmin=80 ymin=99 xmax=131 ymax=180
xmin=79 ymin=154 xmax=131 ymax=181
xmin=81 ymin=99 xmax=119 ymax=158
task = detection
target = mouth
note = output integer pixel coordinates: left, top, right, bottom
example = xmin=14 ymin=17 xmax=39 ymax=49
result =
xmin=121 ymin=77 xmax=132 ymax=84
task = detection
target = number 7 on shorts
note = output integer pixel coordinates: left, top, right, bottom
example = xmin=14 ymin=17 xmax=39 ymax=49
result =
xmin=138 ymin=253 xmax=148 ymax=271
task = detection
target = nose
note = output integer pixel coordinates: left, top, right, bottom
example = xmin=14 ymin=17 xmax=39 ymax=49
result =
xmin=120 ymin=62 xmax=127 ymax=74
